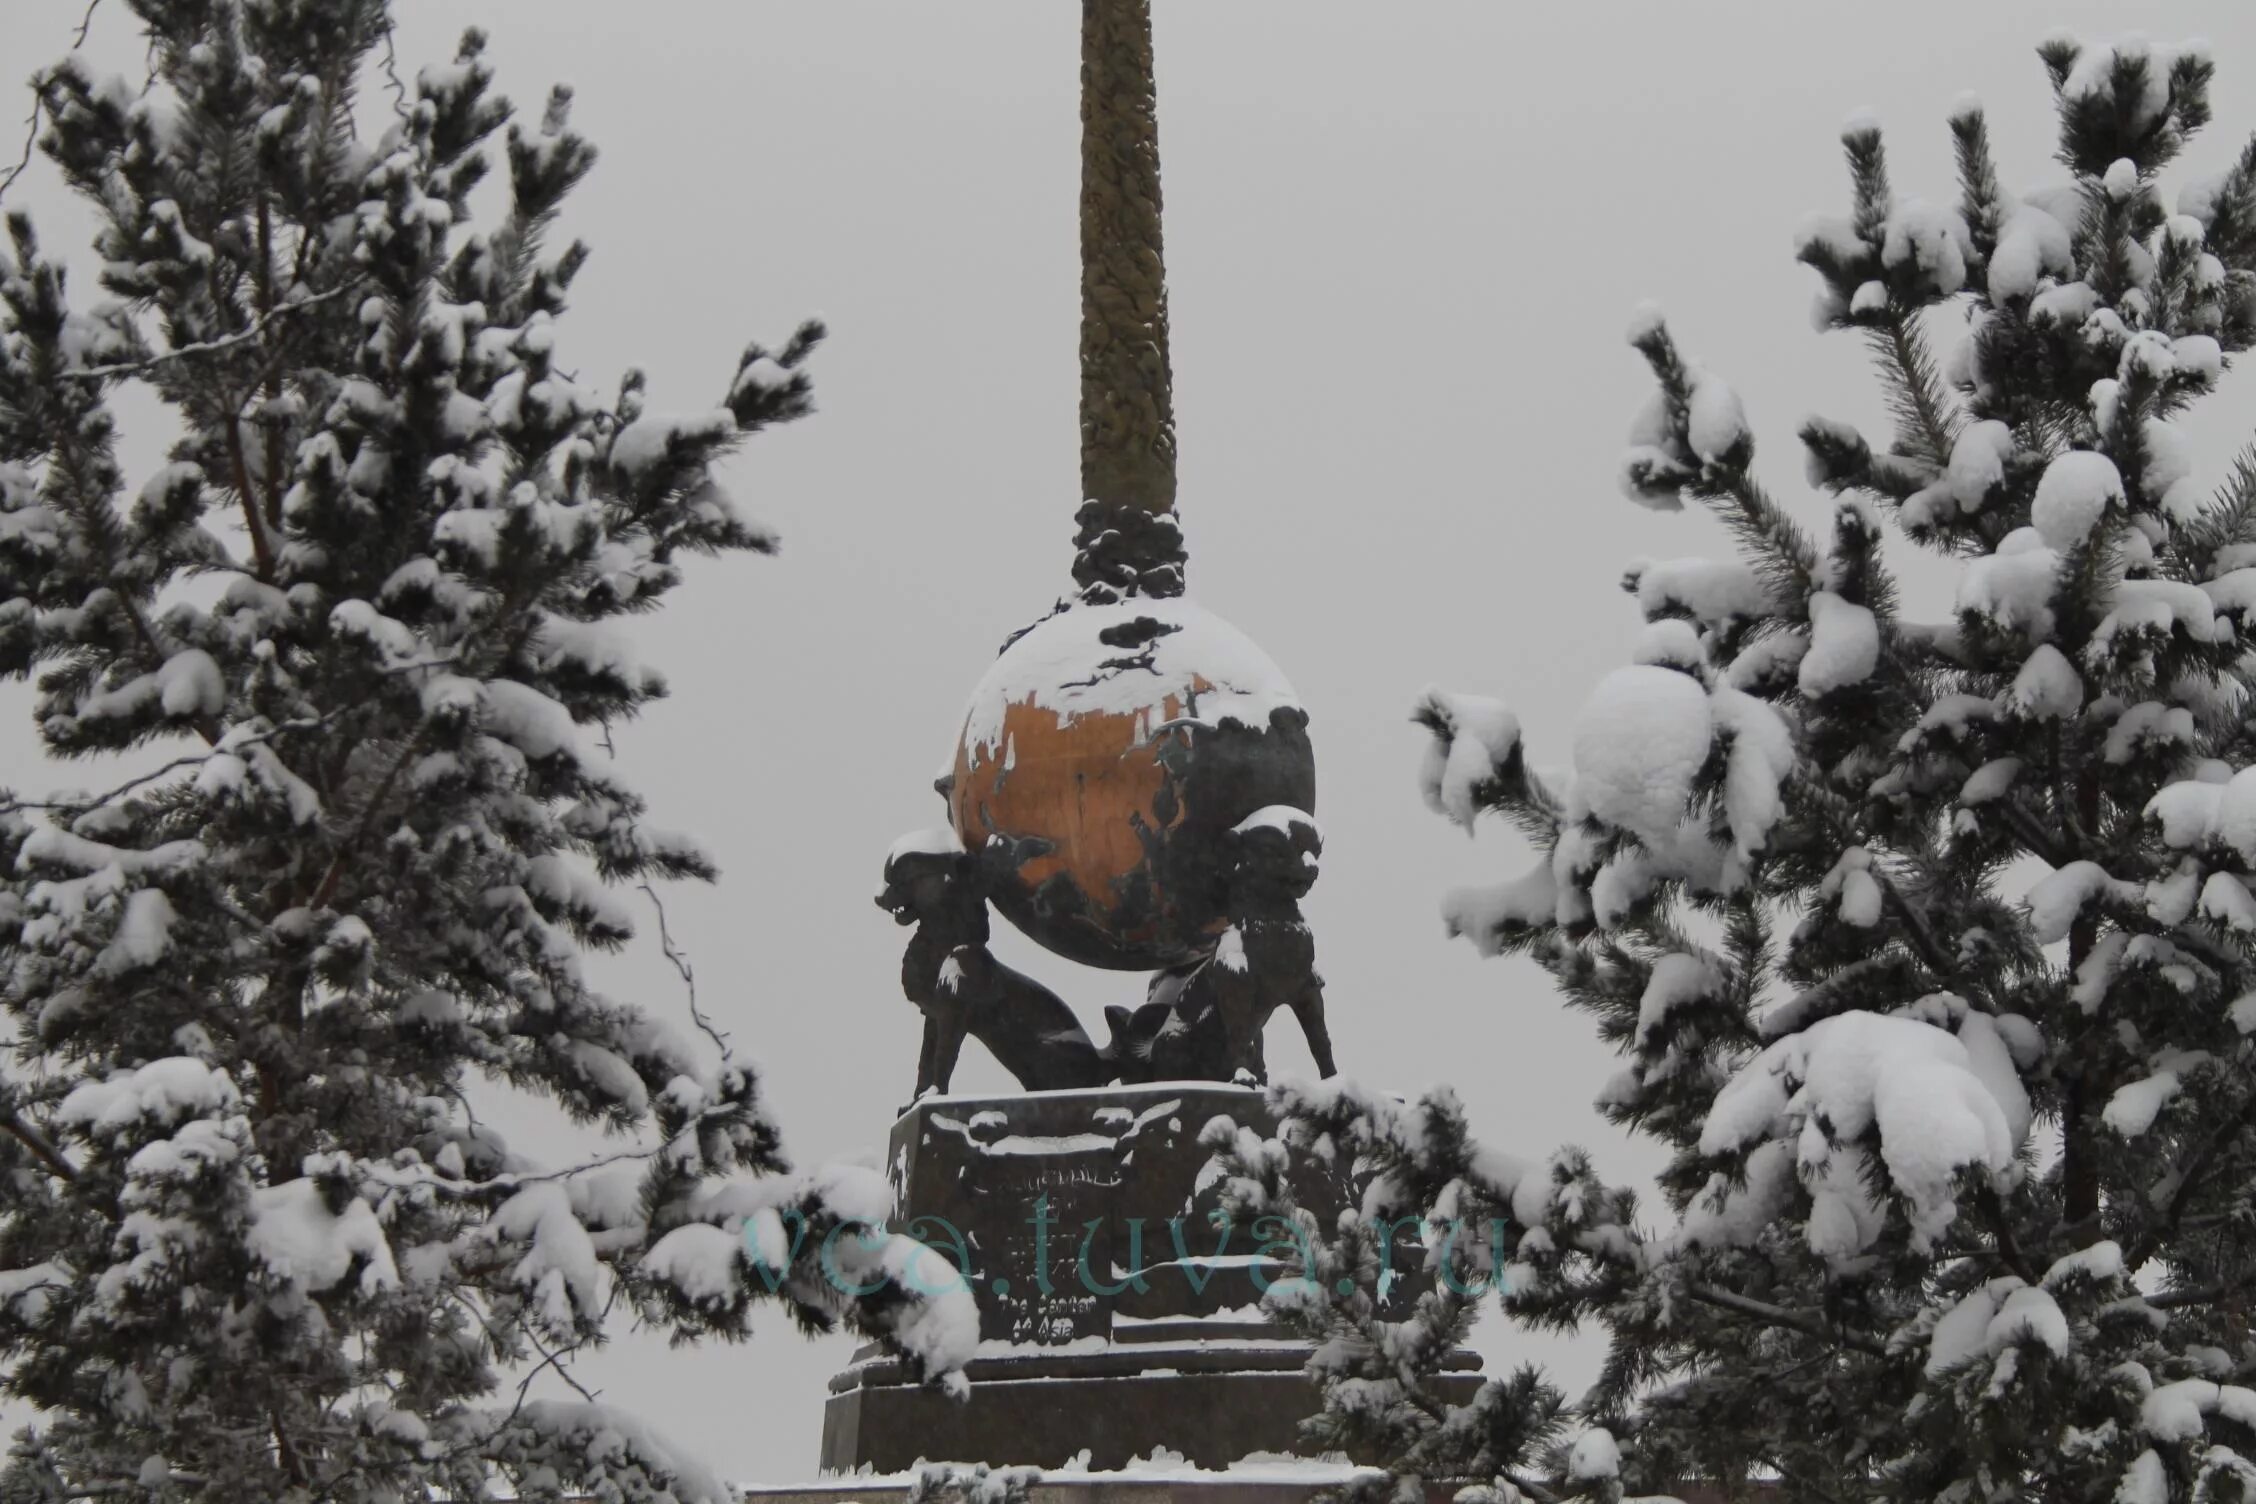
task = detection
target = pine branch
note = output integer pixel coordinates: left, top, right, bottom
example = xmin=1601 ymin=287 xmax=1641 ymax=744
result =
xmin=224 ymin=413 xmax=277 ymax=579
xmin=1951 ymin=100 xmax=2005 ymax=255
xmin=1703 ymin=469 xmax=1820 ymax=601
xmin=2 ymin=1110 xmax=79 ymax=1181
xmin=1632 ymin=313 xmax=1820 ymax=592
xmin=302 ymin=1119 xmax=707 ymax=1207
xmin=1976 ymin=1184 xmax=2036 ymax=1283
xmin=1843 ymin=117 xmax=1892 ymax=243
xmin=1873 ymin=865 xmax=1954 ymax=980
xmin=58 ymin=1478 xmax=208 ymax=1500
xmin=1864 ymin=314 xmax=1960 ymax=469
xmin=43 ymin=419 xmax=223 ymax=744
xmin=378 ymin=23 xmax=410 ymax=122
xmin=269 ymin=1410 xmax=305 ymax=1489
xmin=290 ymin=634 xmax=516 ymax=918
xmin=1502 ymin=1475 xmax=1563 ymax=1504
xmin=0 ymin=745 xmax=237 ymax=818
xmin=640 ymin=882 xmax=731 ymax=1062
xmin=0 ymin=105 xmax=40 ymax=213
xmin=2198 ymin=130 xmax=2256 ymax=265
xmin=305 ymin=732 xmax=425 ymax=910
xmin=1684 ymin=1282 xmax=1886 ymax=1357
xmin=0 ymin=696 xmax=412 ymax=818
xmin=59 ymin=283 xmax=354 ymax=379
xmin=2147 ymin=1277 xmax=2256 ymax=1311
xmin=0 ymin=0 xmax=103 ymax=210
xmin=55 ymin=278 xmax=356 ymax=586
xmin=451 ymin=1287 xmax=606 ymax=1415
xmin=2182 ymin=443 xmax=2256 ymax=567
xmin=2126 ymin=1079 xmax=2256 ymax=1271
xmin=1992 ymin=798 xmax=2070 ymax=868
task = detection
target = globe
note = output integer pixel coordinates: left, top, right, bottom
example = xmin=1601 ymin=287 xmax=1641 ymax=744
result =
xmin=948 ymin=597 xmax=1316 ymax=971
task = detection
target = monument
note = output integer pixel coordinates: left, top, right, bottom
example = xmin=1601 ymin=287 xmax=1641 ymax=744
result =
xmin=814 ymin=0 xmax=1480 ymax=1485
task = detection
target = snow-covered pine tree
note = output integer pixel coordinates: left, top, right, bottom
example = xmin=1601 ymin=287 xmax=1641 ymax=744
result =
xmin=1222 ymin=35 xmax=2256 ymax=1504
xmin=1205 ymin=1090 xmax=1603 ymax=1504
xmin=0 ymin=6 xmax=972 ymax=1500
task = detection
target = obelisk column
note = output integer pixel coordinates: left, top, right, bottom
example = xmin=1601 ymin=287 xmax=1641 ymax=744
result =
xmin=1072 ymin=0 xmax=1187 ymax=602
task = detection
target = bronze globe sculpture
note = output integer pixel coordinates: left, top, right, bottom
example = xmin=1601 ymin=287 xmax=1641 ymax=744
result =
xmin=948 ymin=595 xmax=1314 ymax=972
xmin=878 ymin=0 xmax=1335 ymax=1098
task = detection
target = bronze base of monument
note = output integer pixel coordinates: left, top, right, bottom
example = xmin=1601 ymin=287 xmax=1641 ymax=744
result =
xmin=817 ymin=1085 xmax=1483 ymax=1473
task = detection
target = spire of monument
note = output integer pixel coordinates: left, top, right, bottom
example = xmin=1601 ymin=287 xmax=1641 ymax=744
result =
xmin=1072 ymin=0 xmax=1186 ymax=601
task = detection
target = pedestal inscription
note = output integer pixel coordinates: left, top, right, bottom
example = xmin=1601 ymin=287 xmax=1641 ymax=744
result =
xmin=895 ymin=1085 xmax=1283 ymax=1345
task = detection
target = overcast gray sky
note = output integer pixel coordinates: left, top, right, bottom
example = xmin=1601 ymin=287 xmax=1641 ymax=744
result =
xmin=5 ymin=0 xmax=2256 ymax=1484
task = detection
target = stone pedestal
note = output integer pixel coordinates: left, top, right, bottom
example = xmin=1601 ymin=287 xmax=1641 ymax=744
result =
xmin=819 ymin=1085 xmax=1482 ymax=1473
xmin=747 ymin=1470 xmax=1388 ymax=1504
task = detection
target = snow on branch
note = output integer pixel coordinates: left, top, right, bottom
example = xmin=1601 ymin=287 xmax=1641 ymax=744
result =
xmin=58 ymin=284 xmax=356 ymax=381
xmin=1414 ymin=687 xmax=1522 ymax=829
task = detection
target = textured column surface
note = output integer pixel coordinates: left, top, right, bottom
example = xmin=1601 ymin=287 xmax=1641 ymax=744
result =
xmin=1073 ymin=0 xmax=1186 ymax=600
xmin=1079 ymin=0 xmax=1175 ymax=515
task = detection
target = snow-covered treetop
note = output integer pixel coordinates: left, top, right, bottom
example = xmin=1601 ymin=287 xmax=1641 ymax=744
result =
xmin=0 ymin=10 xmax=969 ymax=1502
xmin=1248 ymin=34 xmax=2256 ymax=1504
